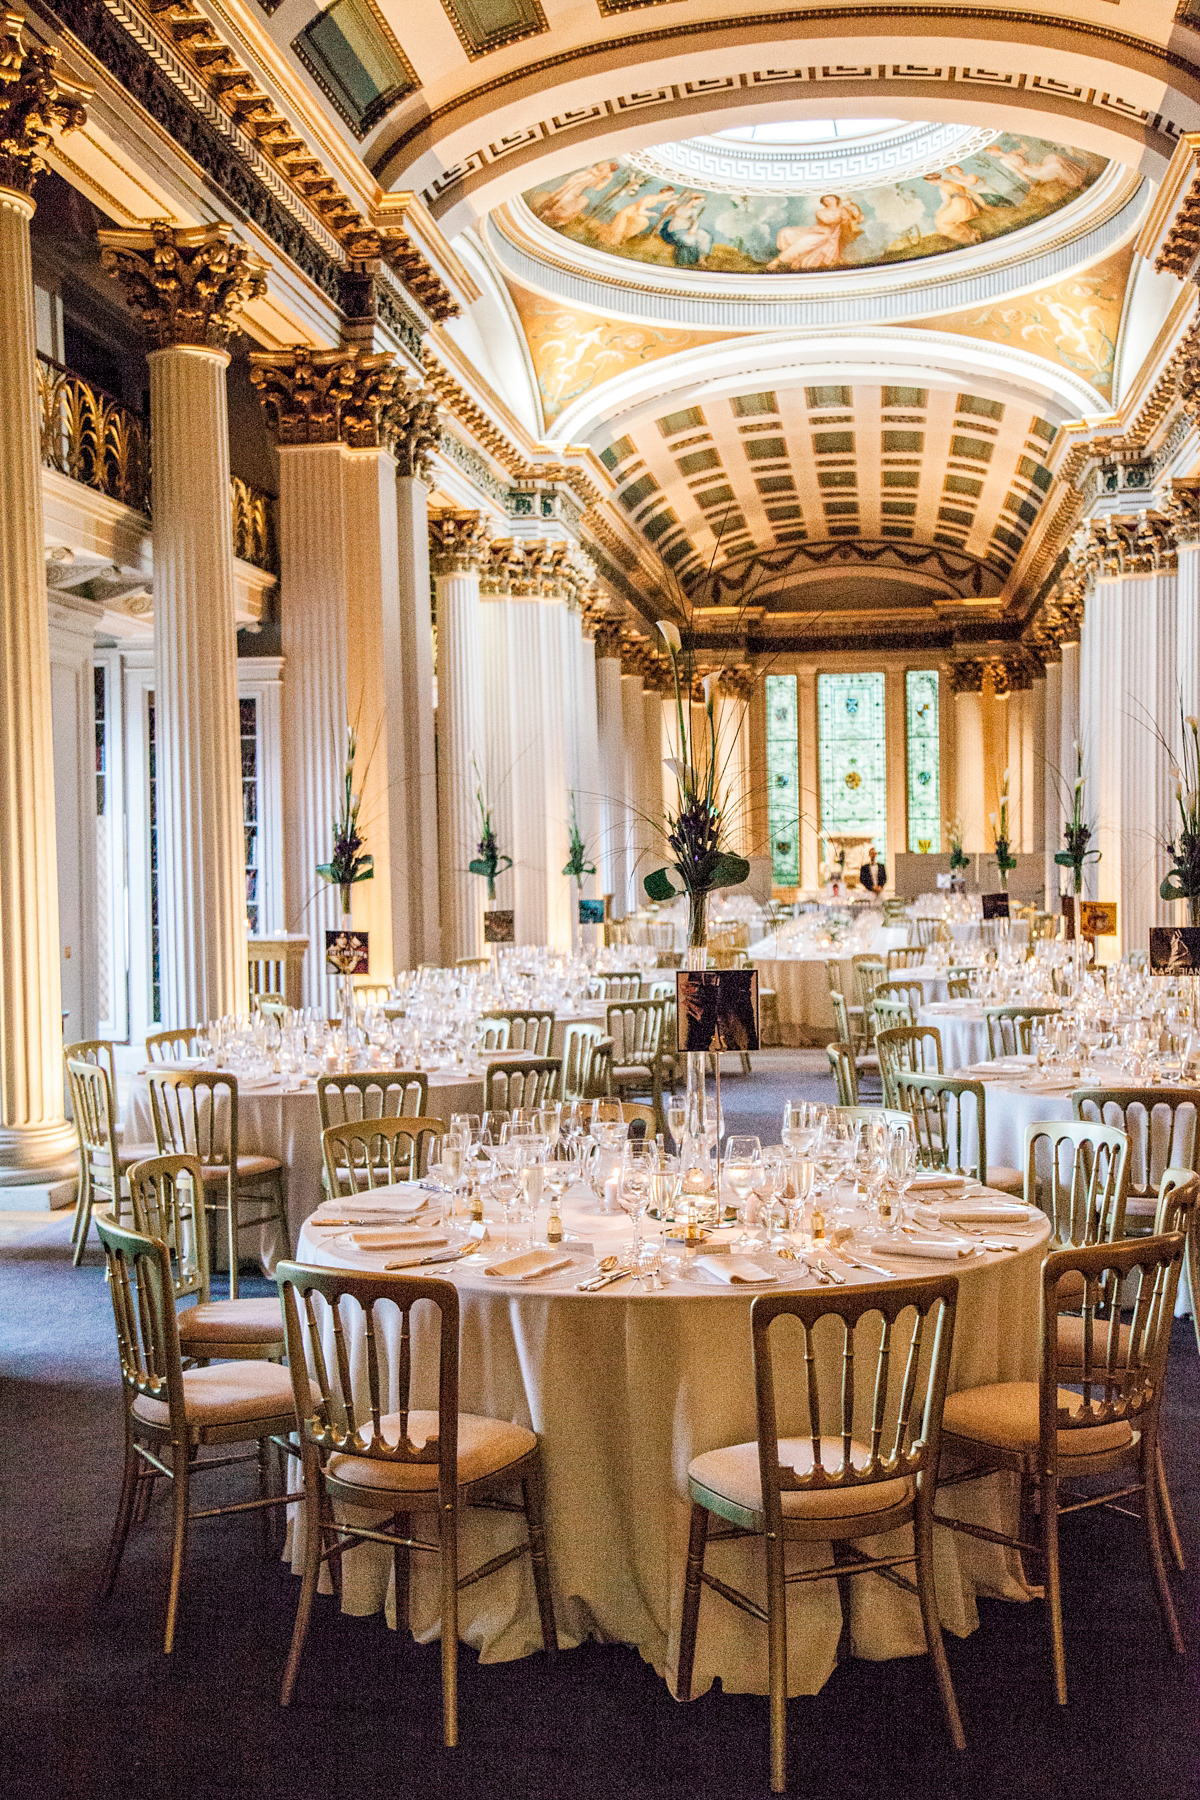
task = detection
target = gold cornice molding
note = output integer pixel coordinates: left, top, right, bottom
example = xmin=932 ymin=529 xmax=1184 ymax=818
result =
xmin=99 ymin=218 xmax=265 ymax=346
xmin=0 ymin=10 xmax=89 ymax=197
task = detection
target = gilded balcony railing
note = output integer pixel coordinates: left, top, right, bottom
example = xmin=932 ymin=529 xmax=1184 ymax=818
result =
xmin=37 ymin=352 xmax=151 ymax=515
xmin=37 ymin=352 xmax=279 ymax=578
xmin=230 ymin=474 xmax=278 ymax=576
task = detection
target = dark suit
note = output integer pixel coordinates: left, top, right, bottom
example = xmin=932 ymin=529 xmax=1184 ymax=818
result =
xmin=859 ymin=860 xmax=887 ymax=894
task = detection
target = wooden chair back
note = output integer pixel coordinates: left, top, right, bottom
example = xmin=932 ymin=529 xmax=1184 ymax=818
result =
xmin=317 ymin=1070 xmax=429 ymax=1131
xmin=66 ymin=1055 xmax=121 ymax=1198
xmin=322 ymin=1116 xmax=446 ymax=1194
xmin=255 ymin=997 xmax=290 ymax=1026
xmin=984 ymin=1004 xmax=1060 ymax=1058
xmin=352 ymin=982 xmax=393 ymax=1007
xmin=276 ymin=1262 xmax=460 ymax=1503
xmin=476 ymin=1018 xmax=510 ymax=1052
xmin=1024 ymin=1119 xmax=1128 ymax=1246
xmin=838 ymin=1104 xmax=915 ymax=1132
xmin=851 ymin=956 xmax=886 ymax=1012
xmin=1043 ymin=1234 xmax=1183 ymax=1438
xmin=455 ymin=956 xmax=491 ymax=971
xmin=146 ymin=1027 xmax=198 ymax=1062
xmin=887 ymin=946 xmax=925 ymax=972
xmin=147 ymin=1068 xmax=237 ymax=1168
xmin=606 ymin=998 xmax=664 ymax=1067
xmin=477 ymin=1009 xmax=554 ymax=1056
xmin=827 ymin=1042 xmax=858 ymax=1106
xmin=484 ymin=1059 xmax=560 ymax=1114
xmin=127 ymin=1151 xmax=211 ymax=1304
xmin=873 ymin=978 xmax=926 ymax=1015
xmin=593 ymin=973 xmax=643 ymax=1001
xmin=560 ymin=1021 xmax=606 ymax=1101
xmin=64 ymin=1037 xmax=118 ymax=1095
xmin=1071 ymin=1087 xmax=1200 ymax=1203
xmin=913 ymin=917 xmax=942 ymax=948
xmin=876 ymin=1023 xmax=943 ymax=1108
xmin=945 ymin=978 xmax=973 ymax=1000
xmin=588 ymin=1037 xmax=614 ymax=1099
xmin=830 ymin=990 xmax=858 ymax=1055
xmin=750 ymin=1274 xmax=959 ymax=1520
xmin=893 ymin=1073 xmax=987 ymax=1182
xmin=873 ymin=996 xmax=917 ymax=1033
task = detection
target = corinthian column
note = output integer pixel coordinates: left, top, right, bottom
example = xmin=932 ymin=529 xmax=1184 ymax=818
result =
xmin=393 ymin=389 xmax=442 ymax=967
xmin=593 ymin=625 xmax=625 ymax=913
xmin=101 ymin=222 xmax=265 ymax=1027
xmin=431 ymin=512 xmax=489 ymax=964
xmin=0 ymin=20 xmax=89 ymax=1190
xmin=949 ymin=663 xmax=986 ymax=854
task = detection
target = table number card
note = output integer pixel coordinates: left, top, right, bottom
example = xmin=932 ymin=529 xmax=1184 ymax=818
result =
xmin=1149 ymin=926 xmax=1200 ymax=973
xmin=578 ymin=897 xmax=605 ymax=924
xmin=1078 ymin=901 xmax=1117 ymax=937
xmin=484 ymin=909 xmax=515 ymax=944
xmin=981 ymin=892 xmax=1009 ymax=920
xmin=676 ymin=969 xmax=760 ymax=1053
xmin=325 ymin=929 xmax=368 ymax=974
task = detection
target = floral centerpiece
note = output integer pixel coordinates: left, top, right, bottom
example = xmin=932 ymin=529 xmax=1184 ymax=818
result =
xmin=316 ymin=727 xmax=373 ymax=917
xmin=642 ymin=620 xmax=750 ymax=951
xmin=1053 ymin=741 xmax=1099 ymax=898
xmin=1160 ymin=709 xmax=1200 ymax=925
xmin=946 ymin=816 xmax=969 ymax=873
xmin=562 ymin=790 xmax=595 ymax=887
xmin=989 ymin=772 xmax=1018 ymax=892
xmin=468 ymin=768 xmax=512 ymax=902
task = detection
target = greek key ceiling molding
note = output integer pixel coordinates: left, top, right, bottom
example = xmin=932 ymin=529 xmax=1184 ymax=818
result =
xmin=377 ymin=17 xmax=1192 ymax=198
xmin=626 ymin=121 xmax=1001 ymax=197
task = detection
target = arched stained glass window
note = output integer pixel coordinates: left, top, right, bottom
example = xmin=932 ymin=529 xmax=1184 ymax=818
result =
xmin=906 ymin=669 xmax=941 ymax=852
xmin=818 ymin=672 xmax=886 ymax=860
xmin=765 ymin=673 xmax=799 ymax=885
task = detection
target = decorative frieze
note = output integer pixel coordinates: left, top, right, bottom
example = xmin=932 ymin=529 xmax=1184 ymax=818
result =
xmin=0 ymin=12 xmax=89 ymax=198
xmin=99 ymin=221 xmax=266 ymax=349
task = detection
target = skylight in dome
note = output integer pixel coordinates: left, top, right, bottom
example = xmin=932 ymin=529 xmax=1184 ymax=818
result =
xmin=717 ymin=119 xmax=907 ymax=145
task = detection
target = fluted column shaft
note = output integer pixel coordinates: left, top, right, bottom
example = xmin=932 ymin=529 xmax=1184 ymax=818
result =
xmin=435 ymin=565 xmax=484 ymax=962
xmin=1043 ymin=660 xmax=1062 ymax=904
xmin=574 ymin=626 xmax=601 ymax=895
xmin=594 ymin=653 xmax=625 ymax=911
xmin=1060 ymin=641 xmax=1080 ymax=787
xmin=0 ymin=192 xmax=75 ymax=1183
xmin=1178 ymin=543 xmax=1200 ymax=721
xmin=396 ymin=476 xmax=440 ymax=967
xmin=955 ymin=690 xmax=986 ymax=854
xmin=716 ymin=694 xmax=751 ymax=856
xmin=277 ymin=445 xmax=347 ymax=1012
xmin=149 ymin=344 xmax=247 ymax=1027
xmin=620 ymin=672 xmax=645 ymax=914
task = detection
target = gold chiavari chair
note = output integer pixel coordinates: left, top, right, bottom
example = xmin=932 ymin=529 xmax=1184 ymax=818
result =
xmin=127 ymin=1153 xmax=286 ymax=1362
xmin=875 ymin=1023 xmax=942 ymax=1109
xmin=477 ymin=1008 xmax=555 ymax=1056
xmin=1023 ymin=1120 xmax=1128 ymax=1249
xmin=892 ymin=1071 xmax=1024 ymax=1193
xmin=316 ymin=1070 xmax=428 ymax=1130
xmin=606 ymin=998 xmax=666 ymax=1136
xmin=65 ymin=1053 xmax=157 ymax=1265
xmin=64 ymin=1035 xmax=119 ymax=1094
xmin=678 ymin=1276 xmax=965 ymax=1789
xmin=824 ymin=960 xmax=865 ymax=1054
xmin=146 ymin=1027 xmax=199 ymax=1061
xmin=146 ymin=1069 xmax=289 ymax=1300
xmin=321 ymin=1116 xmax=446 ymax=1193
xmin=1071 ymin=1085 xmax=1200 ymax=1234
xmin=559 ymin=1020 xmax=608 ymax=1101
xmin=886 ymin=944 xmax=926 ymax=972
xmin=275 ymin=1263 xmax=557 ymax=1739
xmin=592 ymin=972 xmax=644 ymax=1001
xmin=95 ymin=1212 xmax=302 ymax=1653
xmin=851 ymin=956 xmax=887 ymax=1044
xmin=872 ymin=977 xmax=926 ymax=1020
xmin=483 ymin=1058 xmax=560 ymax=1115
xmin=945 ymin=977 xmax=974 ymax=1000
xmin=455 ymin=956 xmax=491 ymax=971
xmin=827 ymin=1041 xmax=858 ymax=1106
xmin=984 ymin=1004 xmax=1061 ymax=1058
xmin=831 ymin=992 xmax=879 ymax=1091
xmin=936 ymin=1234 xmax=1186 ymax=1704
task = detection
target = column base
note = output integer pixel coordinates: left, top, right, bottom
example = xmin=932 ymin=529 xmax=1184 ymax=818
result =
xmin=0 ymin=1120 xmax=80 ymax=1189
xmin=0 ymin=1175 xmax=77 ymax=1211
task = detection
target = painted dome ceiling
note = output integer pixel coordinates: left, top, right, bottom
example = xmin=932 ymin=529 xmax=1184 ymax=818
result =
xmin=520 ymin=130 xmax=1108 ymax=279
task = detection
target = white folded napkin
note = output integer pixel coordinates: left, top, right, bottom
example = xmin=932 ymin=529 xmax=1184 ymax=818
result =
xmin=340 ymin=1183 xmax=427 ymax=1214
xmin=484 ymin=1249 xmax=574 ymax=1282
xmin=696 ymin=1255 xmax=777 ymax=1285
xmin=917 ymin=1202 xmax=1035 ymax=1227
xmin=347 ymin=1227 xmax=448 ymax=1251
xmin=908 ymin=1173 xmax=968 ymax=1192
xmin=874 ymin=1235 xmax=973 ymax=1261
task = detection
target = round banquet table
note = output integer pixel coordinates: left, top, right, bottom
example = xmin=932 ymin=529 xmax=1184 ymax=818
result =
xmin=919 ymin=1001 xmax=990 ymax=1070
xmin=749 ymin=958 xmax=954 ymax=1046
xmin=123 ymin=1064 xmax=489 ymax=1258
xmin=288 ymin=1185 xmax=1050 ymax=1699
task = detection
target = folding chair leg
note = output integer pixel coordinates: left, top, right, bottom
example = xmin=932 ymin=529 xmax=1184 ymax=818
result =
xmin=1156 ymin=1443 xmax=1185 ymax=1572
xmin=676 ymin=1501 xmax=708 ymax=1701
xmin=1041 ymin=1476 xmax=1067 ymax=1705
xmin=765 ymin=1522 xmax=789 ymax=1793
xmin=70 ymin=1172 xmax=93 ymax=1265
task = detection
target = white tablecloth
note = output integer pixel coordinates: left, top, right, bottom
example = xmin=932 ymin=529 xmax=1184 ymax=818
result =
xmin=289 ymin=1185 xmax=1049 ymax=1698
xmin=919 ymin=1002 xmax=989 ymax=1070
xmin=124 ymin=1066 xmax=488 ymax=1257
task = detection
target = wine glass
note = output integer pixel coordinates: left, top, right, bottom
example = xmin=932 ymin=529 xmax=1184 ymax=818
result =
xmin=781 ymin=1100 xmax=813 ymax=1155
xmin=591 ymin=1098 xmax=626 ymax=1151
xmin=618 ymin=1140 xmax=655 ymax=1271
xmin=666 ymin=1099 xmax=687 ymax=1152
xmin=724 ymin=1136 xmax=763 ymax=1246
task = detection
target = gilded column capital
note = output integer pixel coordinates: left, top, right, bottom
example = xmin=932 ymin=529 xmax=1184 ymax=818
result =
xmin=429 ymin=510 xmax=490 ymax=576
xmin=946 ymin=659 xmax=986 ymax=696
xmin=718 ymin=665 xmax=757 ymax=702
xmin=1163 ymin=479 xmax=1200 ymax=548
xmin=386 ymin=379 xmax=440 ymax=481
xmin=1069 ymin=509 xmax=1177 ymax=582
xmin=592 ymin=615 xmax=623 ymax=657
xmin=99 ymin=221 xmax=266 ymax=350
xmin=249 ymin=344 xmax=400 ymax=447
xmin=0 ymin=13 xmax=89 ymax=200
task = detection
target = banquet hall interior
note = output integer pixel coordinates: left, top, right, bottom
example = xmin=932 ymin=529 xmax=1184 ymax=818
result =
xmin=3 ymin=0 xmax=1200 ymax=1794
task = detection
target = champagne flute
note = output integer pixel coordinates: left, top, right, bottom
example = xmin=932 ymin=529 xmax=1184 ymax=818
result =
xmin=724 ymin=1135 xmax=763 ymax=1247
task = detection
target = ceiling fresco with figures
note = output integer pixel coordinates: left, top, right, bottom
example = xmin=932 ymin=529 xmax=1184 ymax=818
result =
xmin=520 ymin=133 xmax=1108 ymax=277
xmin=594 ymin=382 xmax=1060 ymax=602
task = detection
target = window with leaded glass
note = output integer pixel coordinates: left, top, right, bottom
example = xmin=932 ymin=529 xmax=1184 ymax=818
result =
xmin=817 ymin=672 xmax=887 ymax=861
xmin=765 ymin=673 xmax=799 ymax=885
xmin=905 ymin=670 xmax=941 ymax=852
xmin=240 ymin=697 xmax=260 ymax=935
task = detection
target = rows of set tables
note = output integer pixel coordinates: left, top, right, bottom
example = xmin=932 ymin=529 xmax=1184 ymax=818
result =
xmin=286 ymin=1174 xmax=1051 ymax=1699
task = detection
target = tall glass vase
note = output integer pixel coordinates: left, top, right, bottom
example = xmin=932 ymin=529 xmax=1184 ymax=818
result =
xmin=678 ymin=890 xmax=712 ymax=1227
xmin=338 ymin=884 xmax=357 ymax=1048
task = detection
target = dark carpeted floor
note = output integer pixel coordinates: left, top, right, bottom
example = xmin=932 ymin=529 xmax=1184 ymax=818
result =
xmin=3 ymin=1062 xmax=1199 ymax=1800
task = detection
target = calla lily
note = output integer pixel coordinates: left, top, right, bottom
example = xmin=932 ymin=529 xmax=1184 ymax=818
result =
xmin=701 ymin=672 xmax=718 ymax=707
xmin=663 ymin=757 xmax=687 ymax=780
xmin=989 ymin=813 xmax=997 ymax=828
xmin=657 ymin=619 xmax=682 ymax=654
xmin=1187 ymin=716 xmax=1199 ymax=733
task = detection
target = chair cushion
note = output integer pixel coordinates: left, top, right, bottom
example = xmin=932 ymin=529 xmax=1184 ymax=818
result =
xmin=197 ymin=1155 xmax=283 ymax=1183
xmin=688 ymin=1437 xmax=913 ymax=1524
xmin=1054 ymin=1312 xmax=1131 ymax=1370
xmin=612 ymin=1065 xmax=652 ymax=1084
xmin=941 ymin=1382 xmax=1134 ymax=1461
xmin=327 ymin=1410 xmax=536 ymax=1495
xmin=132 ymin=1359 xmax=299 ymax=1428
xmin=985 ymin=1165 xmax=1024 ymax=1196
xmin=178 ymin=1297 xmax=285 ymax=1346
